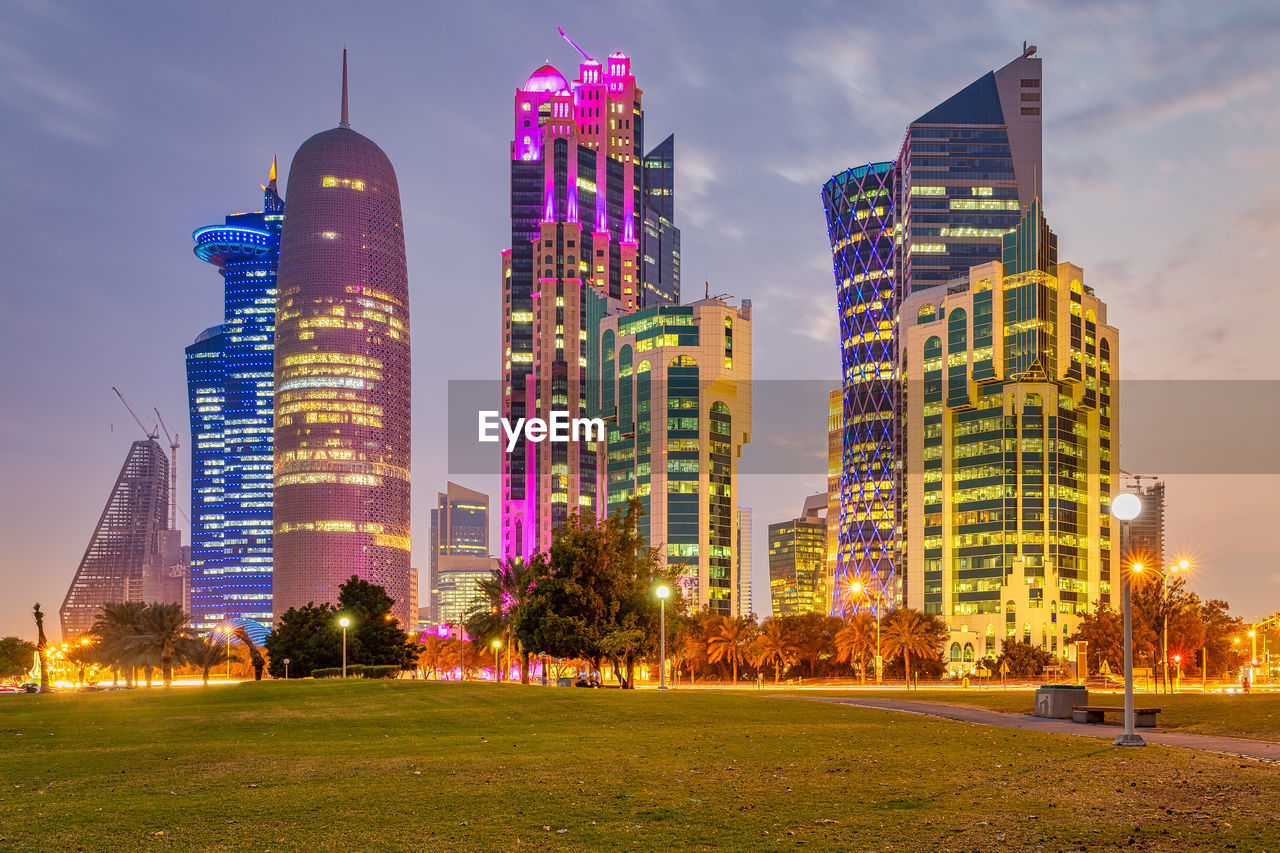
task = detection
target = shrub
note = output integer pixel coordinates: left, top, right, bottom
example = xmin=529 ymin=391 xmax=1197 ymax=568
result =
xmin=312 ymin=665 xmax=368 ymax=679
xmin=364 ymin=665 xmax=400 ymax=679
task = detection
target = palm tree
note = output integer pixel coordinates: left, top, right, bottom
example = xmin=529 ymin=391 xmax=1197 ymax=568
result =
xmin=126 ymin=603 xmax=192 ymax=687
xmin=183 ymin=636 xmax=230 ymax=686
xmin=470 ymin=556 xmax=541 ymax=683
xmin=91 ymin=601 xmax=147 ymax=686
xmin=880 ymin=608 xmax=948 ymax=688
xmin=232 ymin=628 xmax=265 ymax=680
xmin=707 ymin=615 xmax=751 ymax=683
xmin=752 ymin=620 xmax=800 ymax=684
xmin=835 ymin=613 xmax=877 ymax=683
xmin=417 ymin=634 xmax=447 ymax=679
xmin=32 ymin=604 xmax=49 ymax=692
xmin=673 ymin=631 xmax=706 ymax=684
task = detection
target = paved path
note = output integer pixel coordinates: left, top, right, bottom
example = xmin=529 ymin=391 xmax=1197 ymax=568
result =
xmin=802 ymin=697 xmax=1280 ymax=764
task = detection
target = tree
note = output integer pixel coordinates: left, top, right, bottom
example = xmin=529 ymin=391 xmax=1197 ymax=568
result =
xmin=126 ymin=603 xmax=192 ymax=687
xmin=780 ymin=613 xmax=835 ymax=677
xmin=751 ymin=620 xmax=799 ymax=684
xmin=880 ymin=608 xmax=947 ymax=687
xmin=1200 ymin=599 xmax=1246 ymax=678
xmin=90 ymin=601 xmax=148 ymax=686
xmin=32 ymin=604 xmax=49 ymax=692
xmin=184 ymin=636 xmax=230 ymax=686
xmin=0 ymin=636 xmax=36 ymax=679
xmin=232 ymin=628 xmax=266 ymax=681
xmin=265 ymin=602 xmax=342 ymax=678
xmin=707 ymin=615 xmax=752 ymax=683
xmin=417 ymin=634 xmax=447 ymax=679
xmin=336 ymin=576 xmax=416 ymax=670
xmin=468 ymin=556 xmax=543 ymax=683
xmin=1067 ymin=604 xmax=1123 ymax=676
xmin=834 ymin=613 xmax=877 ymax=683
xmin=993 ymin=638 xmax=1054 ymax=679
xmin=671 ymin=616 xmax=709 ymax=684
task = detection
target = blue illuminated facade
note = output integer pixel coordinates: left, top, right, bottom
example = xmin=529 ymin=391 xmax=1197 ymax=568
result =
xmin=185 ymin=162 xmax=283 ymax=633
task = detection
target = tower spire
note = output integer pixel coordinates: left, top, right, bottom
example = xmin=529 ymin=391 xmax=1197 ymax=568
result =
xmin=340 ymin=49 xmax=350 ymax=128
xmin=268 ymin=155 xmax=278 ymax=191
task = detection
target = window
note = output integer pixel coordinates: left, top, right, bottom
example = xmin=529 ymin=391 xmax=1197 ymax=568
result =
xmin=1021 ymin=78 xmax=1040 ymax=88
xmin=1021 ymin=107 xmax=1040 ymax=115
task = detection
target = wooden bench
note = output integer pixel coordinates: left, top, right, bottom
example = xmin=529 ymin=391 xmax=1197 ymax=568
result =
xmin=1072 ymin=706 xmax=1161 ymax=728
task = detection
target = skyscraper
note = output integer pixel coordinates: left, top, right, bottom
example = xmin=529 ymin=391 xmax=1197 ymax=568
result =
xmin=899 ymin=202 xmax=1117 ymax=659
xmin=1120 ymin=478 xmax=1165 ymax=570
xmin=768 ymin=495 xmax=828 ymax=618
xmin=427 ymin=482 xmax=491 ymax=625
xmin=501 ymin=37 xmax=678 ymax=561
xmin=736 ymin=507 xmax=753 ymax=618
xmin=823 ymin=47 xmax=1044 ymax=615
xmin=272 ymin=53 xmax=413 ymax=627
xmin=592 ymin=294 xmax=752 ymax=614
xmin=60 ymin=439 xmax=185 ymax=638
xmin=186 ymin=163 xmax=283 ymax=633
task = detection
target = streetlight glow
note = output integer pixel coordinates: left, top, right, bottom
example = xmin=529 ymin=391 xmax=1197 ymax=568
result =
xmin=339 ymin=617 xmax=350 ymax=628
xmin=1111 ymin=492 xmax=1142 ymax=521
xmin=656 ymin=585 xmax=670 ymax=599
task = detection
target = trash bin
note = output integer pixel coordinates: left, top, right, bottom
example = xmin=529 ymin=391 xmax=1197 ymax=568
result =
xmin=556 ymin=677 xmax=573 ymax=687
xmin=1034 ymin=684 xmax=1087 ymax=719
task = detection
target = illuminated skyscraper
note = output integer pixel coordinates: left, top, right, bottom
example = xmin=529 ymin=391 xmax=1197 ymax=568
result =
xmin=273 ymin=53 xmax=413 ymax=626
xmin=60 ymin=440 xmax=185 ymax=638
xmin=501 ymin=35 xmax=678 ymax=561
xmin=736 ymin=507 xmax=753 ymax=618
xmin=768 ymin=495 xmax=828 ymax=618
xmin=823 ymin=47 xmax=1044 ymax=614
xmin=186 ymin=163 xmax=283 ymax=633
xmin=899 ymin=202 xmax=1117 ymax=662
xmin=427 ymin=483 xmax=491 ymax=625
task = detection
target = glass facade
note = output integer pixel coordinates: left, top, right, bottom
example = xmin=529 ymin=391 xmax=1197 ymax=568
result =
xmin=427 ymin=483 xmax=490 ymax=624
xmin=186 ymin=168 xmax=283 ymax=632
xmin=768 ymin=517 xmax=827 ymax=618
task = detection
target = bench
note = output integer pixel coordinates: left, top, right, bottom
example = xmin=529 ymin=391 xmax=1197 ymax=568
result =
xmin=1072 ymin=706 xmax=1161 ymax=728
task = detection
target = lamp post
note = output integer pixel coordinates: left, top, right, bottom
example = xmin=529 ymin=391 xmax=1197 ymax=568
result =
xmin=1111 ymin=492 xmax=1145 ymax=747
xmin=283 ymin=658 xmax=290 ymax=680
xmin=491 ymin=639 xmax=501 ymax=682
xmin=848 ymin=579 xmax=883 ymax=685
xmin=339 ymin=617 xmax=350 ymax=679
xmin=656 ymin=585 xmax=670 ymax=691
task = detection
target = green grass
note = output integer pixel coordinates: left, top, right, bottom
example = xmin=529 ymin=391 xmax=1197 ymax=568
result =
xmin=798 ymin=688 xmax=1280 ymax=742
xmin=2 ymin=682 xmax=1278 ymax=851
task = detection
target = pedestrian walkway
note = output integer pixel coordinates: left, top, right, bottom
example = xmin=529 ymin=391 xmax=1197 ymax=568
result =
xmin=802 ymin=696 xmax=1280 ymax=764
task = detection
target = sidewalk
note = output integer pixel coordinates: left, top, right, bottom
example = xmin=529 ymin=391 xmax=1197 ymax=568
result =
xmin=802 ymin=696 xmax=1280 ymax=764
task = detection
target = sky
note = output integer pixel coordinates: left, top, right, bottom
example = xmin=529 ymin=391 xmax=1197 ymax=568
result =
xmin=2 ymin=0 xmax=1278 ymax=640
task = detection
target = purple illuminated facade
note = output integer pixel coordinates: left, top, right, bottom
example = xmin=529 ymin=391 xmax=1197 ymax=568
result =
xmin=272 ymin=54 xmax=413 ymax=626
xmin=501 ymin=35 xmax=677 ymax=560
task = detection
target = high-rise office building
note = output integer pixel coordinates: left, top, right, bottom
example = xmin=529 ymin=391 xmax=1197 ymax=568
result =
xmin=1120 ymin=479 xmax=1165 ymax=570
xmin=736 ymin=507 xmax=753 ymax=618
xmin=899 ymin=202 xmax=1118 ymax=660
xmin=593 ymin=295 xmax=752 ymax=615
xmin=823 ymin=47 xmax=1044 ymax=614
xmin=768 ymin=495 xmax=828 ymax=618
xmin=825 ymin=387 xmax=842 ymax=612
xmin=273 ymin=53 xmax=413 ymax=627
xmin=186 ymin=163 xmax=284 ymax=633
xmin=427 ymin=483 xmax=491 ymax=625
xmin=501 ymin=39 xmax=679 ymax=561
xmin=60 ymin=440 xmax=186 ymax=638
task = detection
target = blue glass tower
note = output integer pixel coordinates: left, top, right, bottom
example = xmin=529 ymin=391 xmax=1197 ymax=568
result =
xmin=185 ymin=161 xmax=284 ymax=633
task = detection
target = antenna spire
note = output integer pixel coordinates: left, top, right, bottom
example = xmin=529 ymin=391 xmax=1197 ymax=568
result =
xmin=268 ymin=155 xmax=278 ymax=191
xmin=557 ymin=27 xmax=592 ymax=62
xmin=340 ymin=49 xmax=350 ymax=128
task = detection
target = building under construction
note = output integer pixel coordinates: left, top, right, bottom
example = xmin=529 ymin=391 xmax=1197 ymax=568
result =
xmin=59 ymin=439 xmax=188 ymax=639
xmin=1121 ymin=477 xmax=1167 ymax=570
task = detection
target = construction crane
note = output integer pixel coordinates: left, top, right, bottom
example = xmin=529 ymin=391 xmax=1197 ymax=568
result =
xmin=154 ymin=408 xmax=181 ymax=530
xmin=112 ymin=387 xmax=158 ymax=440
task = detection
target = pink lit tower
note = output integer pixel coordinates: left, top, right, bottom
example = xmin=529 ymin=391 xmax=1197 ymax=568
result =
xmin=272 ymin=52 xmax=413 ymax=626
xmin=501 ymin=30 xmax=679 ymax=560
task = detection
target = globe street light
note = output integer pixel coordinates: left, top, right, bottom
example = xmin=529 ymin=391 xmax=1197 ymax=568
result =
xmin=339 ymin=617 xmax=351 ymax=679
xmin=656 ymin=585 xmax=671 ymax=691
xmin=283 ymin=658 xmax=290 ymax=680
xmin=491 ymin=639 xmax=502 ymax=682
xmin=1111 ymin=492 xmax=1144 ymax=747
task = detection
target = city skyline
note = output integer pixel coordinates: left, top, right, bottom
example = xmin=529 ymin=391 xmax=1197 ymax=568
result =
xmin=3 ymin=2 xmax=1279 ymax=638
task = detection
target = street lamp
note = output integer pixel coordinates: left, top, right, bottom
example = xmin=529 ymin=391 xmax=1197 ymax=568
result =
xmin=1111 ymin=491 xmax=1145 ymax=747
xmin=283 ymin=658 xmax=290 ymax=680
xmin=656 ymin=585 xmax=671 ymax=691
xmin=491 ymin=639 xmax=502 ymax=682
xmin=339 ymin=617 xmax=351 ymax=679
xmin=848 ymin=579 xmax=883 ymax=685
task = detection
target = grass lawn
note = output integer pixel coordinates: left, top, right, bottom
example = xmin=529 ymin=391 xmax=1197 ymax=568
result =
xmin=2 ymin=681 xmax=1278 ymax=852
xmin=799 ymin=688 xmax=1280 ymax=742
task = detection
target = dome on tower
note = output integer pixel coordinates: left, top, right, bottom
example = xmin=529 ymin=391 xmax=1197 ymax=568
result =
xmin=524 ymin=64 xmax=569 ymax=93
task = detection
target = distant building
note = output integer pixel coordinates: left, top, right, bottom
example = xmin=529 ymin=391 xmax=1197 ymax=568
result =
xmin=768 ymin=495 xmax=828 ymax=618
xmin=899 ymin=202 xmax=1118 ymax=662
xmin=593 ymin=295 xmax=753 ymax=615
xmin=1120 ymin=479 xmax=1165 ymax=570
xmin=272 ymin=53 xmax=413 ymax=627
xmin=60 ymin=440 xmax=186 ymax=638
xmin=825 ymin=388 xmax=842 ymax=613
xmin=736 ymin=507 xmax=752 ymax=618
xmin=428 ymin=483 xmax=491 ymax=624
xmin=186 ymin=161 xmax=283 ymax=633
